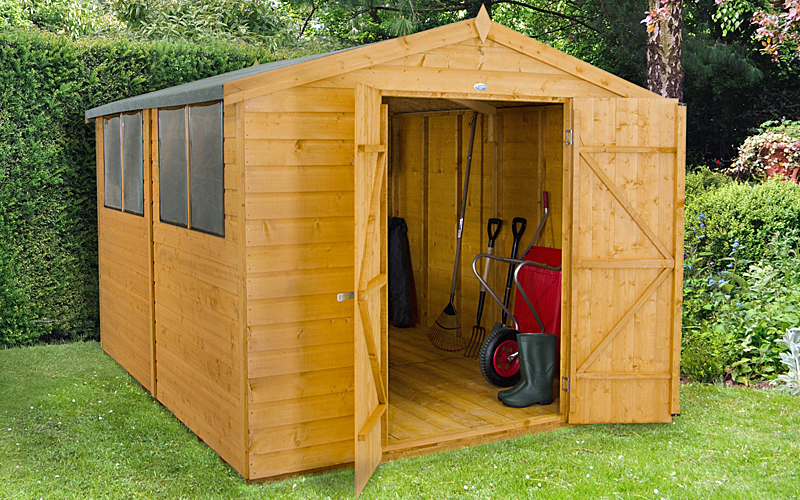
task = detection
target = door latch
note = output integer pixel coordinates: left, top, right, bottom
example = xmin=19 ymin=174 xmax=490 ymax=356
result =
xmin=337 ymin=291 xmax=355 ymax=302
xmin=561 ymin=377 xmax=570 ymax=392
xmin=565 ymin=130 xmax=573 ymax=146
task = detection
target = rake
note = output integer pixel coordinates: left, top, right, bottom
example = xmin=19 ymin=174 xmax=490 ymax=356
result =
xmin=427 ymin=111 xmax=478 ymax=352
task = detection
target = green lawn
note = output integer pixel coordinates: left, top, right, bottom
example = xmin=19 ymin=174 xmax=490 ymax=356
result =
xmin=1 ymin=342 xmax=799 ymax=499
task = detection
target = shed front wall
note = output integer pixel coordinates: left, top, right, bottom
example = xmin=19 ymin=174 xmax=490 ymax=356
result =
xmin=242 ymin=32 xmax=638 ymax=480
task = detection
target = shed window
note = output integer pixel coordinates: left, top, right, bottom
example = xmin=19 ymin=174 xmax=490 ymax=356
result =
xmin=103 ymin=112 xmax=143 ymax=215
xmin=158 ymin=102 xmax=224 ymax=237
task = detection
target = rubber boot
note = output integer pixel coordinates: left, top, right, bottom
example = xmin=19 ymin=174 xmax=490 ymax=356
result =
xmin=499 ymin=333 xmax=557 ymax=408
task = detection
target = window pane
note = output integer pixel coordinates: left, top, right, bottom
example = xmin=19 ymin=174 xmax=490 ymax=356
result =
xmin=122 ymin=112 xmax=144 ymax=215
xmin=103 ymin=116 xmax=122 ymax=210
xmin=158 ymin=108 xmax=187 ymax=226
xmin=189 ymin=102 xmax=224 ymax=236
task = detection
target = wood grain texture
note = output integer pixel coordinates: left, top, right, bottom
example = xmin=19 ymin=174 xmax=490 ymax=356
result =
xmin=567 ymin=98 xmax=682 ymax=425
xmin=151 ymin=101 xmax=247 ymax=477
xmin=96 ymin=115 xmax=153 ymax=393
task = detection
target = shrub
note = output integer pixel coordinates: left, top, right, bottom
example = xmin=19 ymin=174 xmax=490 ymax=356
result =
xmin=728 ymin=120 xmax=800 ymax=181
xmin=682 ymin=228 xmax=800 ymax=384
xmin=685 ymin=165 xmax=733 ymax=201
xmin=684 ymin=177 xmax=800 ymax=270
xmin=0 ymin=28 xmax=304 ymax=347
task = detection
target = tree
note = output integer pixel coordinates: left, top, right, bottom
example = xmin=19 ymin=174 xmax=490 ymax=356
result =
xmin=752 ymin=0 xmax=800 ymax=60
xmin=642 ymin=0 xmax=685 ymax=99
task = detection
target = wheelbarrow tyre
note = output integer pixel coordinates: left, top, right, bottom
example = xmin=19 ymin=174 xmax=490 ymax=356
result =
xmin=479 ymin=326 xmax=521 ymax=387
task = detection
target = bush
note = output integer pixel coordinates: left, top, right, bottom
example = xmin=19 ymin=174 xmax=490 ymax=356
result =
xmin=0 ymin=28 xmax=305 ymax=347
xmin=684 ymin=177 xmax=800 ymax=270
xmin=682 ymin=228 xmax=800 ymax=384
xmin=685 ymin=166 xmax=733 ymax=201
xmin=729 ymin=120 xmax=800 ymax=181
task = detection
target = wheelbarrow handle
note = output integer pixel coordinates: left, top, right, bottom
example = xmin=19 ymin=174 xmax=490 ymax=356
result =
xmin=472 ymin=253 xmax=562 ymax=331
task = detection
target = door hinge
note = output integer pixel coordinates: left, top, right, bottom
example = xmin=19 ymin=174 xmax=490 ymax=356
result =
xmin=561 ymin=377 xmax=570 ymax=392
xmin=565 ymin=129 xmax=573 ymax=145
xmin=337 ymin=291 xmax=355 ymax=301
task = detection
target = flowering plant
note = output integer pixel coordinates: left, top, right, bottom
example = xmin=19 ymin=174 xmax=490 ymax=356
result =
xmin=770 ymin=327 xmax=800 ymax=395
xmin=728 ymin=120 xmax=800 ymax=181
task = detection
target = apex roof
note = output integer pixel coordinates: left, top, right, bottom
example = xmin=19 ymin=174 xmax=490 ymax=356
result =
xmin=85 ymin=6 xmax=655 ymax=120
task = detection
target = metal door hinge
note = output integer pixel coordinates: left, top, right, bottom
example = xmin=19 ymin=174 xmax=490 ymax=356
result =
xmin=337 ymin=291 xmax=355 ymax=301
xmin=565 ymin=130 xmax=573 ymax=145
xmin=561 ymin=377 xmax=570 ymax=392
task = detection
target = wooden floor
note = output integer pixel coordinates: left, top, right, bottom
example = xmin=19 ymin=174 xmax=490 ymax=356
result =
xmin=387 ymin=325 xmax=560 ymax=446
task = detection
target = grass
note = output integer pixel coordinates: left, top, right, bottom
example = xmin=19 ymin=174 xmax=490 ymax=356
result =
xmin=1 ymin=342 xmax=799 ymax=499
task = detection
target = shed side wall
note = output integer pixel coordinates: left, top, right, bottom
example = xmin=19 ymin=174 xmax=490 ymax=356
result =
xmin=151 ymin=107 xmax=245 ymax=474
xmin=244 ymin=85 xmax=356 ymax=479
xmin=96 ymin=116 xmax=154 ymax=392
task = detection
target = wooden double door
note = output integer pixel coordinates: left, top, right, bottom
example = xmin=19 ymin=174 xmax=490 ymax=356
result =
xmin=353 ymin=89 xmax=686 ymax=496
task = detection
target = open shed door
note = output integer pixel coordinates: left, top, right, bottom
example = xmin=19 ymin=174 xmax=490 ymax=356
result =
xmin=568 ymin=98 xmax=685 ymax=424
xmin=354 ymin=83 xmax=389 ymax=497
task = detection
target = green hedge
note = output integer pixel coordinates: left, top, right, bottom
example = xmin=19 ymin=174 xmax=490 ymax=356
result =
xmin=685 ymin=177 xmax=800 ymax=269
xmin=0 ymin=29 xmax=298 ymax=347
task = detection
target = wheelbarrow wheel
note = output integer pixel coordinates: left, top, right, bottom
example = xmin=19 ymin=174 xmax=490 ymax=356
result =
xmin=479 ymin=326 xmax=521 ymax=387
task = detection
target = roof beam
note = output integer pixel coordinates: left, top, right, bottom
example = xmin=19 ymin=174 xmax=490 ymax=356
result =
xmin=447 ymin=99 xmax=497 ymax=115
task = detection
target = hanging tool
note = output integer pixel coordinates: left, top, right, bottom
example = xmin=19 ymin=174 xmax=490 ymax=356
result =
xmin=427 ymin=111 xmax=479 ymax=352
xmin=464 ymin=218 xmax=502 ymax=358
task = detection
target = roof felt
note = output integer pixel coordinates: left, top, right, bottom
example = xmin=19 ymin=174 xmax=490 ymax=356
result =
xmin=84 ymin=47 xmax=354 ymax=120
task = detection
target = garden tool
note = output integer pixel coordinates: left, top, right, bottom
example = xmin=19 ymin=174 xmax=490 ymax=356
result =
xmin=427 ymin=111 xmax=479 ymax=352
xmin=493 ymin=217 xmax=526 ymax=331
xmin=464 ymin=218 xmax=502 ymax=358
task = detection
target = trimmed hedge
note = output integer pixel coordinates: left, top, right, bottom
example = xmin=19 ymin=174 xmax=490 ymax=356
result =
xmin=0 ymin=29 xmax=299 ymax=346
xmin=685 ymin=177 xmax=800 ymax=270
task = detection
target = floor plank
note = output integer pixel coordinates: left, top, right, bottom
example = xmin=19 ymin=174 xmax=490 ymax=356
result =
xmin=388 ymin=325 xmax=559 ymax=446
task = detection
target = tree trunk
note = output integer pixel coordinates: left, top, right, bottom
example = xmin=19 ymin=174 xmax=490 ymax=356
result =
xmin=646 ymin=0 xmax=684 ymax=100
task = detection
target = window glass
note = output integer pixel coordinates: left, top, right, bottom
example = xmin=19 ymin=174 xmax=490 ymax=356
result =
xmin=189 ymin=102 xmax=224 ymax=236
xmin=122 ymin=112 xmax=144 ymax=215
xmin=158 ymin=108 xmax=188 ymax=226
xmin=103 ymin=116 xmax=122 ymax=210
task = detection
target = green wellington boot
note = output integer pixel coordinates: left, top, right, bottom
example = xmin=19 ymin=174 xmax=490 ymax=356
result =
xmin=499 ymin=333 xmax=557 ymax=408
xmin=496 ymin=332 xmax=549 ymax=402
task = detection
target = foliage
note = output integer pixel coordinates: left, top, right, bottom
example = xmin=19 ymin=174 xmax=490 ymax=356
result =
xmin=682 ymin=174 xmax=800 ymax=383
xmin=685 ymin=165 xmax=734 ymax=199
xmin=111 ymin=0 xmax=303 ymax=49
xmin=771 ymin=327 xmax=800 ymax=394
xmin=0 ymin=28 xmax=299 ymax=347
xmin=752 ymin=0 xmax=800 ymax=61
xmin=729 ymin=119 xmax=800 ymax=180
xmin=682 ymin=183 xmax=800 ymax=383
xmin=14 ymin=0 xmax=125 ymax=38
xmin=684 ymin=176 xmax=800 ymax=266
xmin=3 ymin=342 xmax=800 ymax=498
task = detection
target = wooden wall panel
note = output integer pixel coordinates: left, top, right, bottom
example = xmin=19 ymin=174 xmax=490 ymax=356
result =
xmin=96 ymin=116 xmax=154 ymax=393
xmin=151 ymin=105 xmax=246 ymax=475
xmin=391 ymin=105 xmax=563 ymax=331
xmin=243 ymin=86 xmax=356 ymax=479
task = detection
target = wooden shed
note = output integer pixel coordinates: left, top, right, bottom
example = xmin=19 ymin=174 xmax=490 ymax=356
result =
xmin=85 ymin=7 xmax=685 ymax=495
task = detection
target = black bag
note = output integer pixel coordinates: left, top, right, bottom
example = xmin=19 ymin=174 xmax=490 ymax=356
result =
xmin=388 ymin=217 xmax=413 ymax=328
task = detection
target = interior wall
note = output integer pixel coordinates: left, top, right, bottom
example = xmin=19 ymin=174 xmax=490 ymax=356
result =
xmin=391 ymin=105 xmax=563 ymax=330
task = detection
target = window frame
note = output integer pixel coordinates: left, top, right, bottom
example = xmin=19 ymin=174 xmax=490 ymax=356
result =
xmin=157 ymin=101 xmax=225 ymax=238
xmin=103 ymin=112 xmax=144 ymax=216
